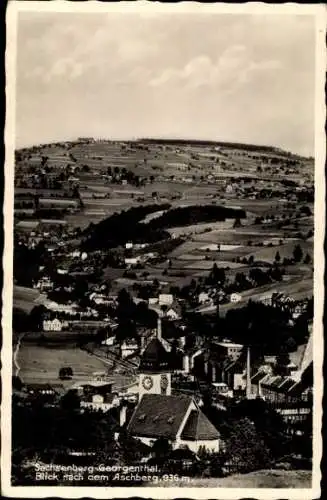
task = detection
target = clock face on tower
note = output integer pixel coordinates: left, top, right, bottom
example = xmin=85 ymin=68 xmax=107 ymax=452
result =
xmin=142 ymin=376 xmax=154 ymax=391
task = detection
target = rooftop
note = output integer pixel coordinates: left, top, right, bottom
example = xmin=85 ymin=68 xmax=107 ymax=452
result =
xmin=127 ymin=393 xmax=192 ymax=440
xmin=139 ymin=338 xmax=171 ymax=373
xmin=181 ymin=410 xmax=220 ymax=441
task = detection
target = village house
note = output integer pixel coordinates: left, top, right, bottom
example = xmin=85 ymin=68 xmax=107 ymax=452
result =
xmin=213 ymin=341 xmax=244 ymax=360
xmin=158 ymin=293 xmax=174 ymax=306
xmin=42 ymin=318 xmax=68 ymax=332
xmin=198 ymin=292 xmax=213 ymax=305
xmin=26 ymin=383 xmax=64 ymax=397
xmin=101 ymin=334 xmax=115 ymax=347
xmin=125 ymin=256 xmax=142 ymax=267
xmin=230 ymin=293 xmax=242 ymax=303
xmin=34 ymin=276 xmax=53 ymax=292
xmin=121 ymin=338 xmax=140 ymax=359
xmin=80 ymin=393 xmax=120 ymax=413
xmin=165 ymin=303 xmax=182 ymax=320
xmin=89 ymin=293 xmax=112 ymax=306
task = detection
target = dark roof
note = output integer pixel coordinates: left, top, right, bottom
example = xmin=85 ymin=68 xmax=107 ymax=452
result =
xmin=127 ymin=394 xmax=192 ymax=440
xmin=279 ymin=378 xmax=297 ymax=392
xmin=251 ymin=371 xmax=269 ymax=384
xmin=270 ymin=376 xmax=284 ymax=388
xmin=180 ymin=410 xmax=220 ymax=441
xmin=139 ymin=338 xmax=171 ymax=372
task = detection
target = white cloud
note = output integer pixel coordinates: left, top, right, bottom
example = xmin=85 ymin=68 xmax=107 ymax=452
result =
xmin=149 ymin=46 xmax=282 ymax=92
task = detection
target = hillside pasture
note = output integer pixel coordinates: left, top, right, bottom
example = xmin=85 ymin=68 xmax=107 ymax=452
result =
xmin=16 ymin=341 xmax=136 ymax=391
xmin=184 ymin=260 xmax=245 ymax=270
xmin=244 ymin=240 xmax=313 ymax=264
xmin=16 ymin=342 xmax=110 ymax=386
xmin=13 ymin=286 xmax=42 ymax=313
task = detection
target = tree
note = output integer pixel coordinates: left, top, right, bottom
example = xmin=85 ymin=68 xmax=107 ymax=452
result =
xmin=303 ymin=253 xmax=312 ymax=265
xmin=233 ymin=218 xmax=242 ymax=228
xmin=209 ymin=263 xmax=226 ymax=286
xmin=12 ymin=375 xmax=23 ymax=391
xmin=223 ymin=417 xmax=271 ymax=472
xmin=13 ymin=308 xmax=30 ymax=333
xmin=59 ymin=367 xmax=73 ymax=380
xmin=117 ymin=288 xmax=136 ymax=320
xmin=275 ymin=251 xmax=281 ymax=263
xmin=29 ymin=305 xmax=47 ymax=331
xmin=293 ymin=244 xmax=303 ymax=263
xmin=61 ymin=389 xmax=80 ymax=411
xmin=152 ymin=438 xmax=172 ymax=460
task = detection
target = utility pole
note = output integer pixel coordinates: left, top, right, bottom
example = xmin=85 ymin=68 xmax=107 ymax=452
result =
xmin=246 ymin=345 xmax=251 ymax=399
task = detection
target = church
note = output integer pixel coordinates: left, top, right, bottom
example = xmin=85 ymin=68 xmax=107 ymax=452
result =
xmin=126 ymin=326 xmax=220 ymax=454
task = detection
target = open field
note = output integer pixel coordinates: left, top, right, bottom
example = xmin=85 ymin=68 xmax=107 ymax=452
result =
xmin=146 ymin=469 xmax=312 ymax=488
xmin=13 ymin=286 xmax=44 ymax=313
xmin=244 ymin=240 xmax=313 ymax=263
xmin=16 ymin=341 xmax=136 ymax=391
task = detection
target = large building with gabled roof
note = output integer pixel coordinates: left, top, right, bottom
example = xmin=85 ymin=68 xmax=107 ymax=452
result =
xmin=127 ymin=393 xmax=220 ymax=453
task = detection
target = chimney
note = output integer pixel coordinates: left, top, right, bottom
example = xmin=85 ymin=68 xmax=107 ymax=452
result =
xmin=183 ymin=354 xmax=190 ymax=373
xmin=120 ymin=405 xmax=127 ymax=428
xmin=246 ymin=346 xmax=251 ymax=399
xmin=157 ymin=316 xmax=162 ymax=341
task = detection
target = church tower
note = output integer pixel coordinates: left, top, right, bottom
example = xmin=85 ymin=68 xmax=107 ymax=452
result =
xmin=138 ymin=317 xmax=172 ymax=398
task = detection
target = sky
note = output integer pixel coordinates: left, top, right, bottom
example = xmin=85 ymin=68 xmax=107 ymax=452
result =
xmin=16 ymin=11 xmax=316 ymax=156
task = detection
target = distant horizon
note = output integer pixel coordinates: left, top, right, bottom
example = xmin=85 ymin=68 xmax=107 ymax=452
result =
xmin=15 ymin=135 xmax=312 ymax=159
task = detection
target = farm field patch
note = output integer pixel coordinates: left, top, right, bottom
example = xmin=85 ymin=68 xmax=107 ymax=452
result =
xmin=244 ymin=240 xmax=313 ymax=263
xmin=184 ymin=260 xmax=245 ymax=270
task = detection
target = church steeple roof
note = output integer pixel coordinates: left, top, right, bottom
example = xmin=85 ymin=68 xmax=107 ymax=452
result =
xmin=139 ymin=338 xmax=170 ymax=372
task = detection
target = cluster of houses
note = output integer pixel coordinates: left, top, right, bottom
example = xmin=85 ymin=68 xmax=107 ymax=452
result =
xmin=19 ymin=313 xmax=313 ymax=455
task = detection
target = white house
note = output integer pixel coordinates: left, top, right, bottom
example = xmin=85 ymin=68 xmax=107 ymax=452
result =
xmin=125 ymin=242 xmax=134 ymax=250
xmin=80 ymin=393 xmax=120 ymax=413
xmin=121 ymin=339 xmax=139 ymax=358
xmin=57 ymin=268 xmax=68 ymax=275
xmin=159 ymin=294 xmax=174 ymax=306
xmin=43 ymin=318 xmax=68 ymax=332
xmin=125 ymin=257 xmax=142 ymax=266
xmin=69 ymin=250 xmax=81 ymax=258
xmin=148 ymin=297 xmax=159 ymax=305
xmin=198 ymin=292 xmax=212 ymax=305
xmin=34 ymin=276 xmax=53 ymax=292
xmin=102 ymin=335 xmax=115 ymax=347
xmin=166 ymin=307 xmax=181 ymax=320
xmin=230 ymin=293 xmax=242 ymax=303
xmin=214 ymin=341 xmax=243 ymax=360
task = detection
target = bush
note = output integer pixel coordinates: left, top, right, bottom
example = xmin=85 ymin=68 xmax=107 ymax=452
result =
xmin=59 ymin=367 xmax=73 ymax=380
